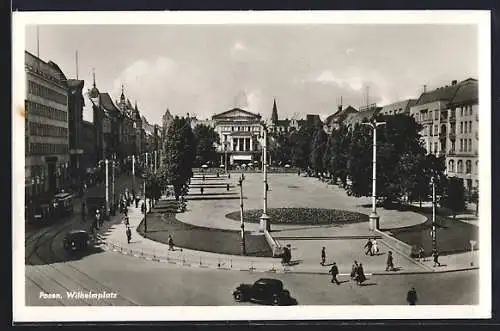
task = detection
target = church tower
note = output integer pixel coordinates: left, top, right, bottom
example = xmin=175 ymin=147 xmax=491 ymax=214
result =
xmin=271 ymin=98 xmax=278 ymax=124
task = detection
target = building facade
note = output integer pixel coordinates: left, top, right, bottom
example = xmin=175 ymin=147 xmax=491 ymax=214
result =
xmin=378 ymin=99 xmax=417 ymax=116
xmin=212 ymin=108 xmax=263 ymax=166
xmin=323 ymin=105 xmax=358 ymax=134
xmin=66 ymin=79 xmax=85 ymax=186
xmin=25 ymin=51 xmax=70 ymax=200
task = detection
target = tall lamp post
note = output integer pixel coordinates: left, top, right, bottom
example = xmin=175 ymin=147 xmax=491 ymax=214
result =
xmin=238 ymin=174 xmax=246 ymax=255
xmin=361 ymin=119 xmax=386 ymax=231
xmin=259 ymin=124 xmax=271 ymax=232
xmin=143 ymin=173 xmax=147 ymax=233
xmin=224 ymin=141 xmax=229 ymax=174
xmin=431 ymin=176 xmax=437 ymax=253
xmin=132 ymin=154 xmax=136 ymax=190
xmin=111 ymin=156 xmax=116 ymax=212
xmin=154 ymin=150 xmax=158 ymax=173
xmin=105 ymin=159 xmax=109 ymax=217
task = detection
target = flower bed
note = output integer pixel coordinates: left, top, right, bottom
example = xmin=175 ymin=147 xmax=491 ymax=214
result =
xmin=225 ymin=208 xmax=368 ymax=225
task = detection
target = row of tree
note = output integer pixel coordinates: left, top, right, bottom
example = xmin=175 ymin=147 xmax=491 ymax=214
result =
xmin=269 ymin=114 xmax=472 ymax=217
xmin=145 ymin=117 xmax=220 ymax=201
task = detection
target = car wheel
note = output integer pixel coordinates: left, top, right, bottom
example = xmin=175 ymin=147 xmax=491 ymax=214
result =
xmin=272 ymin=295 xmax=280 ymax=306
xmin=234 ymin=291 xmax=244 ymax=302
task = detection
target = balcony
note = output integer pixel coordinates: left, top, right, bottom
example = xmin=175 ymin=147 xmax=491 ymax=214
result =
xmin=449 ymin=132 xmax=456 ymax=140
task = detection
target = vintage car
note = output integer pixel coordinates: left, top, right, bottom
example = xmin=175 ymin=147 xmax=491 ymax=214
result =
xmin=63 ymin=230 xmax=91 ymax=252
xmin=232 ymin=278 xmax=295 ymax=306
xmin=27 ymin=197 xmax=53 ymax=225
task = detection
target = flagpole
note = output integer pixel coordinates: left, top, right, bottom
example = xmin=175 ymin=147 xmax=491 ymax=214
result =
xmin=36 ymin=26 xmax=40 ymax=59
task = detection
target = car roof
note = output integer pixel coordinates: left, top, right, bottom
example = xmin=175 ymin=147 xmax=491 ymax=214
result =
xmin=54 ymin=192 xmax=73 ymax=199
xmin=66 ymin=230 xmax=88 ymax=235
xmin=255 ymin=278 xmax=283 ymax=286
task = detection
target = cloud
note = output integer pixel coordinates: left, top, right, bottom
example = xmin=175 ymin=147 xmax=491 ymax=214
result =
xmin=229 ymin=40 xmax=264 ymax=63
xmin=313 ymin=70 xmax=364 ymax=91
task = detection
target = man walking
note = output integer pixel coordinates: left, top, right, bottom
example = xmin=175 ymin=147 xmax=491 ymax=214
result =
xmin=364 ymin=238 xmax=373 ymax=256
xmin=386 ymin=251 xmax=395 ymax=271
xmin=406 ymin=287 xmax=418 ymax=305
xmin=321 ymin=247 xmax=326 ymax=266
xmin=350 ymin=260 xmax=359 ymax=280
xmin=168 ymin=235 xmax=175 ymax=251
xmin=329 ymin=262 xmax=340 ymax=285
xmin=432 ymin=248 xmax=441 ymax=267
xmin=126 ymin=226 xmax=132 ymax=244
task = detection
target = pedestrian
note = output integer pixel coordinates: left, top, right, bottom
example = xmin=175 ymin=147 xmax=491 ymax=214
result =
xmin=329 ymin=262 xmax=340 ymax=285
xmin=406 ymin=287 xmax=418 ymax=305
xmin=350 ymin=260 xmax=359 ymax=280
xmin=356 ymin=263 xmax=366 ymax=285
xmin=141 ymin=201 xmax=146 ymax=214
xmin=126 ymin=226 xmax=132 ymax=244
xmin=321 ymin=247 xmax=326 ymax=266
xmin=135 ymin=195 xmax=139 ymax=208
xmin=95 ymin=208 xmax=101 ymax=229
xmin=226 ymin=183 xmax=230 ymax=191
xmin=432 ymin=248 xmax=441 ymax=267
xmin=201 ymin=187 xmax=204 ymax=195
xmin=168 ymin=235 xmax=174 ymax=251
xmin=123 ymin=215 xmax=129 ymax=227
xmin=386 ymin=251 xmax=394 ymax=271
xmin=364 ymin=238 xmax=373 ymax=256
xmin=418 ymin=246 xmax=425 ymax=261
xmin=372 ymin=238 xmax=379 ymax=255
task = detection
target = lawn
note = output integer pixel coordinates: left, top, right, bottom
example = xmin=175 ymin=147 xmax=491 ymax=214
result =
xmin=137 ymin=200 xmax=273 ymax=257
xmin=389 ymin=214 xmax=479 ymax=257
xmin=225 ymin=208 xmax=369 ymax=226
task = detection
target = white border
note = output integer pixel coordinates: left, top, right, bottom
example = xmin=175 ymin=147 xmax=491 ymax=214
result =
xmin=12 ymin=10 xmax=492 ymax=322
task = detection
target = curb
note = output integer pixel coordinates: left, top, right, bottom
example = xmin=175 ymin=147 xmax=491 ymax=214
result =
xmin=273 ymin=235 xmax=383 ymax=240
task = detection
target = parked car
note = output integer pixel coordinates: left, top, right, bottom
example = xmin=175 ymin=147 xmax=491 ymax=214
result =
xmin=63 ymin=230 xmax=91 ymax=252
xmin=232 ymin=278 xmax=295 ymax=305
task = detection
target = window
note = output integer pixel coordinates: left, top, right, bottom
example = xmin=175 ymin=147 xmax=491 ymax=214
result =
xmin=466 ymin=160 xmax=472 ymax=174
xmin=434 ymin=125 xmax=438 ymax=136
xmin=457 ymin=160 xmax=463 ymax=173
xmin=464 ymin=139 xmax=468 ymax=152
xmin=435 ymin=110 xmax=439 ymax=120
xmin=460 ymin=122 xmax=463 ymax=133
xmin=469 ymin=121 xmax=472 ymax=133
xmin=469 ymin=139 xmax=472 ymax=152
xmin=434 ymin=142 xmax=438 ymax=153
xmin=460 ymin=139 xmax=463 ymax=152
xmin=464 ymin=122 xmax=468 ymax=133
xmin=429 ymin=125 xmax=433 ymax=136
xmin=470 ymin=105 xmax=473 ymax=116
xmin=448 ymin=160 xmax=455 ymax=172
xmin=461 ymin=107 xmax=464 ymax=117
xmin=451 ymin=141 xmax=455 ymax=152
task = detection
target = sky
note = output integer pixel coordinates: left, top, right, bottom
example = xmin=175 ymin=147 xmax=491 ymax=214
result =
xmin=25 ymin=24 xmax=478 ymax=125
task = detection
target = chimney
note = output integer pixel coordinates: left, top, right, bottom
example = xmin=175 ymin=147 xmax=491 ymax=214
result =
xmin=452 ymin=80 xmax=457 ymax=85
xmin=423 ymin=85 xmax=427 ymax=93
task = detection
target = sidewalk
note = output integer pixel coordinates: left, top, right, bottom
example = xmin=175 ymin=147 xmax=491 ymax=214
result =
xmin=97 ymin=194 xmax=478 ymax=275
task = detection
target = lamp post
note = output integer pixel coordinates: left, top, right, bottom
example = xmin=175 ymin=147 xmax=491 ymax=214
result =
xmin=224 ymin=141 xmax=229 ymax=174
xmin=143 ymin=173 xmax=147 ymax=233
xmin=132 ymin=154 xmax=136 ymax=190
xmin=259 ymin=124 xmax=271 ymax=232
xmin=361 ymin=119 xmax=386 ymax=231
xmin=431 ymin=176 xmax=437 ymax=253
xmin=154 ymin=150 xmax=158 ymax=173
xmin=238 ymin=174 xmax=246 ymax=255
xmin=105 ymin=159 xmax=109 ymax=217
xmin=112 ymin=157 xmax=116 ymax=211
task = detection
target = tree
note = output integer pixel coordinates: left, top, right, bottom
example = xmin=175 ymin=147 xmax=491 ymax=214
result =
xmin=346 ymin=123 xmax=372 ymax=197
xmin=268 ymin=131 xmax=292 ymax=166
xmin=193 ymin=124 xmax=220 ymax=167
xmin=310 ymin=128 xmax=328 ymax=175
xmin=144 ymin=169 xmax=162 ymax=202
xmin=440 ymin=177 xmax=466 ymax=219
xmin=324 ymin=125 xmax=351 ymax=186
xmin=470 ymin=186 xmax=479 ymax=216
xmin=162 ymin=116 xmax=196 ymax=200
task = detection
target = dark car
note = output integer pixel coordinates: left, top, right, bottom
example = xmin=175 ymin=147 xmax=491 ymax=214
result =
xmin=233 ymin=278 xmax=294 ymax=305
xmin=63 ymin=230 xmax=91 ymax=252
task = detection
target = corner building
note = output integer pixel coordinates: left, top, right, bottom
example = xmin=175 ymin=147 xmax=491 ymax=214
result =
xmin=25 ymin=51 xmax=69 ymax=200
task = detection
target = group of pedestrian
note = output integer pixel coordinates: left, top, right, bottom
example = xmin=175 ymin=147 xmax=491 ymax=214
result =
xmin=350 ymin=260 xmax=367 ymax=285
xmin=363 ymin=238 xmax=380 ymax=256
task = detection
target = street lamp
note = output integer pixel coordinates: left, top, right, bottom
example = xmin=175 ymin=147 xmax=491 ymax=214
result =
xmin=112 ymin=157 xmax=116 ymax=212
xmin=224 ymin=141 xmax=230 ymax=174
xmin=142 ymin=173 xmax=147 ymax=233
xmin=238 ymin=174 xmax=246 ymax=255
xmin=105 ymin=159 xmax=109 ymax=217
xmin=132 ymin=154 xmax=136 ymax=190
xmin=361 ymin=119 xmax=386 ymax=231
xmin=258 ymin=123 xmax=271 ymax=232
xmin=431 ymin=176 xmax=437 ymax=253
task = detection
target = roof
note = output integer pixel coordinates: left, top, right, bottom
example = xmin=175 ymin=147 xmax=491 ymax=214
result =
xmin=99 ymin=93 xmax=120 ymax=115
xmin=67 ymin=79 xmax=84 ymax=89
xmin=415 ymin=84 xmax=460 ymax=106
xmin=449 ymin=78 xmax=478 ymax=106
xmin=212 ymin=108 xmax=261 ymax=120
xmin=325 ymin=106 xmax=358 ymax=126
xmin=344 ymin=108 xmax=379 ymax=127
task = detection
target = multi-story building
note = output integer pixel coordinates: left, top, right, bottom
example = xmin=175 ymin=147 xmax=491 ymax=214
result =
xmin=25 ymin=51 xmax=70 ymax=200
xmin=115 ymin=87 xmax=143 ymax=158
xmin=268 ymin=99 xmax=293 ymax=134
xmin=323 ymin=104 xmax=358 ymax=134
xmin=66 ymin=79 xmax=85 ymax=186
xmin=212 ymin=108 xmax=263 ymax=166
xmin=443 ymin=78 xmax=479 ymax=192
xmin=409 ymin=80 xmax=461 ymax=156
xmin=344 ymin=104 xmax=382 ymax=129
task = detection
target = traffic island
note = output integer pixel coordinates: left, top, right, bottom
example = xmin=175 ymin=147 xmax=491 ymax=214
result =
xmin=136 ymin=206 xmax=273 ymax=257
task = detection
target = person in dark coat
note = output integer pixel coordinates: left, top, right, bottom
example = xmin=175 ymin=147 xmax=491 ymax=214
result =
xmin=432 ymin=249 xmax=441 ymax=267
xmin=329 ymin=262 xmax=340 ymax=285
xmin=356 ymin=263 xmax=366 ymax=285
xmin=321 ymin=247 xmax=326 ymax=266
xmin=126 ymin=226 xmax=132 ymax=244
xmin=350 ymin=261 xmax=359 ymax=279
xmin=386 ymin=251 xmax=394 ymax=271
xmin=407 ymin=287 xmax=418 ymax=305
xmin=168 ymin=235 xmax=174 ymax=251
xmin=364 ymin=238 xmax=373 ymax=256
xmin=226 ymin=183 xmax=230 ymax=191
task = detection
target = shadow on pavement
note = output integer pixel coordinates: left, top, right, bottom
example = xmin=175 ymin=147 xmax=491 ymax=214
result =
xmin=187 ymin=196 xmax=244 ymax=201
